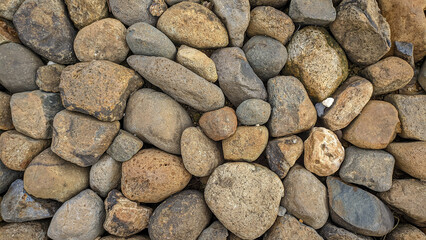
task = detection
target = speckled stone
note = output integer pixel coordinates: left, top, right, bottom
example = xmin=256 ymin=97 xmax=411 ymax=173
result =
xmin=0 ymin=160 xmax=22 ymax=194
xmin=65 ymin=0 xmax=108 ymax=29
xmin=107 ymin=130 xmax=143 ymax=162
xmin=110 ymin=0 xmax=157 ymax=26
xmin=266 ymin=135 xmax=303 ymax=178
xmin=264 ymin=214 xmax=323 ymax=240
xmin=320 ymin=223 xmax=373 ymax=240
xmin=199 ymin=106 xmax=238 ymax=141
xmin=90 ymin=154 xmax=121 ymax=197
xmin=0 ymin=221 xmax=49 ymax=240
xmin=198 ymin=221 xmax=229 ymax=240
xmin=236 ymin=98 xmax=271 ymax=125
xmin=386 ymin=141 xmax=426 ymax=180
xmin=35 ymin=64 xmax=65 ymax=93
xmin=0 ymin=92 xmax=14 ymax=130
xmin=289 ymin=0 xmax=336 ymax=25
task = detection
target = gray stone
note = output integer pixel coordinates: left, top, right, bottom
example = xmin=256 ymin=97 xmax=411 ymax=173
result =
xmin=0 ymin=160 xmax=22 ymax=194
xmin=110 ymin=0 xmax=157 ymax=26
xmin=198 ymin=221 xmax=229 ymax=240
xmin=394 ymin=41 xmax=415 ymax=68
xmin=0 ymin=0 xmax=26 ymax=20
xmin=236 ymin=98 xmax=271 ymax=125
xmin=249 ymin=0 xmax=288 ymax=8
xmin=90 ymin=154 xmax=122 ymax=197
xmin=36 ymin=64 xmax=65 ymax=93
xmin=320 ymin=223 xmax=373 ymax=240
xmin=107 ymin=130 xmax=143 ymax=162
xmin=266 ymin=135 xmax=303 ymax=178
xmin=0 ymin=92 xmax=13 ymax=130
xmin=264 ymin=214 xmax=324 ymax=240
xmin=289 ymin=0 xmax=336 ymax=25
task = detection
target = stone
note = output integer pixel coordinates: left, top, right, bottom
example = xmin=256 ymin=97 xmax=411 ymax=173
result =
xmin=149 ymin=190 xmax=211 ymax=240
xmin=320 ymin=223 xmax=373 ymax=240
xmin=247 ymin=6 xmax=295 ymax=45
xmin=0 ymin=92 xmax=13 ymax=130
xmin=199 ymin=107 xmax=238 ymax=141
xmin=107 ymin=130 xmax=143 ymax=162
xmin=121 ymin=148 xmax=191 ymax=203
xmin=48 ymin=189 xmax=105 ymax=240
xmin=343 ymin=100 xmax=400 ymax=149
xmin=100 ymin=236 xmax=150 ymax=240
xmin=110 ymin=0 xmax=157 ymax=26
xmin=205 ymin=162 xmax=284 ymax=239
xmin=267 ymin=76 xmax=317 ymax=137
xmin=386 ymin=141 xmax=426 ymax=180
xmin=339 ymin=146 xmax=394 ymax=192
xmin=385 ymin=94 xmax=426 ymax=141
xmin=0 ymin=43 xmax=43 ymax=93
xmin=266 ymin=135 xmax=303 ymax=178
xmin=0 ymin=130 xmax=49 ymax=171
xmin=104 ymin=190 xmax=152 ymax=237
xmin=35 ymin=64 xmax=65 ymax=93
xmin=289 ymin=0 xmax=336 ymax=25
xmin=0 ymin=221 xmax=49 ymax=240
xmin=1 ymin=179 xmax=61 ymax=222
xmin=166 ymin=0 xmax=200 ymax=5
xmin=123 ymin=89 xmax=192 ymax=154
xmin=0 ymin=20 xmax=20 ymax=44
xmin=222 ymin=126 xmax=269 ymax=162
xmin=176 ymin=45 xmax=217 ymax=82
xmin=157 ymin=2 xmax=228 ymax=48
xmin=198 ymin=221 xmax=229 ymax=240
xmin=211 ymin=47 xmax=268 ymax=107
xmin=74 ymin=18 xmax=129 ymax=63
xmin=126 ymin=22 xmax=176 ymax=59
xmin=330 ymin=0 xmax=391 ymax=65
xmin=327 ymin=177 xmax=394 ymax=237
xmin=419 ymin=57 xmax=426 ymax=90
xmin=13 ymin=0 xmax=77 ymax=64
xmin=10 ymin=90 xmax=63 ymax=139
xmin=281 ymin=165 xmax=328 ymax=229
xmin=149 ymin=0 xmax=167 ymax=17
xmin=210 ymin=0 xmax=250 ymax=47
xmin=236 ymin=98 xmax=271 ymax=125
xmin=0 ymin=161 xmax=21 ymax=194
xmin=90 ymin=155 xmax=121 ymax=197
xmin=23 ymin=148 xmax=90 ymax=202
xmin=322 ymin=76 xmax=373 ymax=131
xmin=284 ymin=26 xmax=348 ymax=102
xmin=249 ymin=0 xmax=288 ymax=8
xmin=387 ymin=224 xmax=426 ymax=240
xmin=51 ymin=110 xmax=120 ymax=167
xmin=60 ymin=60 xmax=143 ymax=122
xmin=378 ymin=179 xmax=426 ymax=227
xmin=394 ymin=41 xmax=415 ymax=68
xmin=0 ymin=0 xmax=25 ymax=20
xmin=127 ymin=55 xmax=224 ymax=112
xmin=181 ymin=127 xmax=223 ymax=177
xmin=263 ymin=214 xmax=324 ymax=240
xmin=65 ymin=0 xmax=108 ymax=29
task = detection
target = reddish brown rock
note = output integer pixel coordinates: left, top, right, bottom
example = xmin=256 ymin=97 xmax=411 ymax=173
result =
xmin=35 ymin=64 xmax=65 ymax=93
xmin=65 ymin=0 xmax=108 ymax=29
xmin=386 ymin=141 xmax=426 ymax=180
xmin=0 ymin=20 xmax=20 ymax=44
xmin=199 ymin=107 xmax=238 ymax=141
xmin=0 ymin=92 xmax=13 ymax=130
xmin=266 ymin=135 xmax=303 ymax=178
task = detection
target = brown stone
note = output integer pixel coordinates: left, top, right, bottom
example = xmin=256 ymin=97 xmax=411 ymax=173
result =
xmin=386 ymin=141 xmax=426 ymax=180
xmin=0 ymin=20 xmax=20 ymax=44
xmin=65 ymin=0 xmax=108 ymax=29
xmin=149 ymin=0 xmax=167 ymax=16
xmin=0 ymin=221 xmax=49 ymax=240
xmin=249 ymin=0 xmax=288 ymax=8
xmin=0 ymin=92 xmax=13 ymax=130
xmin=176 ymin=45 xmax=218 ymax=82
xmin=222 ymin=126 xmax=268 ymax=162
xmin=35 ymin=64 xmax=65 ymax=93
xmin=0 ymin=196 xmax=2 ymax=222
xmin=320 ymin=223 xmax=373 ymax=240
xmin=107 ymin=130 xmax=144 ymax=162
xmin=100 ymin=236 xmax=150 ymax=240
xmin=199 ymin=107 xmax=238 ymax=141
xmin=266 ymin=135 xmax=303 ymax=178
xmin=387 ymin=224 xmax=426 ymax=240
xmin=264 ymin=214 xmax=323 ymax=240
xmin=0 ymin=0 xmax=25 ymax=20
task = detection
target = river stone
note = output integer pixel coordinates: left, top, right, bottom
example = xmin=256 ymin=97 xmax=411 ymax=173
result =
xmin=289 ymin=0 xmax=336 ymax=25
xmin=0 ymin=221 xmax=49 ymax=240
xmin=0 ymin=161 xmax=21 ymax=194
xmin=339 ymin=146 xmax=394 ymax=192
xmin=205 ymin=162 xmax=284 ymax=239
xmin=51 ymin=110 xmax=120 ymax=167
xmin=198 ymin=221 xmax=229 ymax=240
xmin=266 ymin=135 xmax=303 ymax=178
xmin=387 ymin=224 xmax=426 ymax=240
xmin=0 ymin=0 xmax=25 ymax=20
xmin=249 ymin=0 xmax=288 ymax=7
xmin=90 ymin=154 xmax=121 ymax=197
xmin=110 ymin=0 xmax=157 ymax=26
xmin=327 ymin=177 xmax=394 ymax=237
xmin=157 ymin=2 xmax=228 ymax=48
xmin=122 ymin=148 xmax=191 ymax=203
xmin=0 ymin=19 xmax=20 ymax=44
xmin=330 ymin=0 xmax=391 ymax=65
xmin=0 ymin=43 xmax=43 ymax=93
xmin=123 ymin=89 xmax=192 ymax=154
xmin=48 ymin=189 xmax=105 ymax=240
xmin=320 ymin=223 xmax=373 ymax=240
xmin=176 ymin=45 xmax=218 ymax=82
xmin=100 ymin=236 xmax=150 ymax=240
xmin=107 ymin=130 xmax=143 ymax=162
xmin=264 ymin=214 xmax=324 ymax=240
xmin=267 ymin=76 xmax=317 ymax=137
xmin=0 ymin=92 xmax=13 ymax=130
xmin=420 ymin=61 xmax=426 ymax=91
xmin=60 ymin=60 xmax=143 ymax=122
xmin=1 ymin=179 xmax=60 ymax=222
xmin=165 ymin=0 xmax=200 ymax=5
xmin=236 ymin=98 xmax=271 ymax=125
xmin=211 ymin=47 xmax=267 ymax=107
xmin=199 ymin=107 xmax=238 ymax=141
xmin=13 ymin=0 xmax=77 ymax=64
xmin=386 ymin=141 xmax=426 ymax=180
xmin=284 ymin=26 xmax=348 ymax=102
xmin=36 ymin=64 xmax=65 ymax=93
xmin=65 ymin=0 xmax=108 ymax=29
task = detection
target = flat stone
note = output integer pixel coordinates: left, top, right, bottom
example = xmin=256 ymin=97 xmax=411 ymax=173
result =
xmin=236 ymin=98 xmax=271 ymax=125
xmin=387 ymin=224 xmax=426 ymax=240
xmin=264 ymin=214 xmax=324 ymax=240
xmin=65 ymin=0 xmax=108 ymax=29
xmin=0 ymin=160 xmax=22 ymax=194
xmin=198 ymin=221 xmax=229 ymax=240
xmin=110 ymin=0 xmax=157 ymax=26
xmin=35 ymin=64 xmax=65 ymax=93
xmin=199 ymin=106 xmax=238 ymax=141
xmin=90 ymin=155 xmax=121 ymax=197
xmin=289 ymin=0 xmax=336 ymax=25
xmin=266 ymin=135 xmax=303 ymax=178
xmin=386 ymin=141 xmax=426 ymax=180
xmin=0 ymin=0 xmax=25 ymax=20
xmin=222 ymin=126 xmax=268 ymax=162
xmin=0 ymin=92 xmax=13 ymax=130
xmin=0 ymin=221 xmax=49 ymax=240
xmin=0 ymin=19 xmax=20 ymax=44
xmin=176 ymin=45 xmax=217 ymax=82
xmin=249 ymin=0 xmax=288 ymax=8
xmin=107 ymin=130 xmax=143 ymax=162
xmin=320 ymin=223 xmax=373 ymax=240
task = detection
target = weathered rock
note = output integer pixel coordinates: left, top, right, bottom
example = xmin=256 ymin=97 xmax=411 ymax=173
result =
xmin=327 ymin=177 xmax=394 ymax=236
xmin=339 ymin=146 xmax=394 ymax=192
xmin=51 ymin=110 xmax=120 ymax=167
xmin=48 ymin=189 xmax=105 ymax=240
xmin=199 ymin=106 xmax=238 ymax=141
xmin=330 ymin=0 xmax=391 ymax=65
xmin=107 ymin=130 xmax=143 ymax=162
xmin=165 ymin=0 xmax=200 ymax=5
xmin=0 ymin=43 xmax=43 ymax=93
xmin=36 ymin=64 xmax=65 ymax=93
xmin=267 ymin=76 xmax=317 ymax=137
xmin=264 ymin=214 xmax=324 ymax=240
xmin=123 ymin=89 xmax=192 ymax=154
xmin=100 ymin=236 xmax=150 ymax=240
xmin=0 ymin=161 xmax=21 ymax=194
xmin=122 ymin=148 xmax=191 ymax=203
xmin=157 ymin=2 xmax=228 ymax=48
xmin=249 ymin=0 xmax=288 ymax=8
xmin=205 ymin=162 xmax=284 ymax=239
xmin=0 ymin=92 xmax=13 ymax=130
xmin=13 ymin=0 xmax=77 ymax=64
xmin=284 ymin=26 xmax=348 ymax=102
xmin=266 ymin=135 xmax=303 ymax=178
xmin=110 ymin=0 xmax=157 ymax=26
xmin=419 ymin=55 xmax=426 ymax=90
xmin=90 ymin=155 xmax=121 ymax=197
xmin=0 ymin=19 xmax=20 ymax=44
xmin=394 ymin=41 xmax=415 ymax=68
xmin=386 ymin=141 xmax=426 ymax=180
xmin=289 ymin=0 xmax=336 ymax=25
xmin=0 ymin=221 xmax=49 ymax=240
xmin=65 ymin=0 xmax=108 ymax=29
xmin=104 ymin=190 xmax=152 ymax=237
xmin=176 ymin=45 xmax=217 ymax=82
xmin=23 ymin=148 xmax=89 ymax=202
xmin=149 ymin=0 xmax=167 ymax=17
xmin=60 ymin=60 xmax=143 ymax=122
xmin=236 ymin=98 xmax=271 ymax=125
xmin=0 ymin=0 xmax=25 ymax=20
xmin=198 ymin=221 xmax=229 ymax=240
xmin=387 ymin=224 xmax=426 ymax=240
xmin=320 ymin=223 xmax=373 ymax=240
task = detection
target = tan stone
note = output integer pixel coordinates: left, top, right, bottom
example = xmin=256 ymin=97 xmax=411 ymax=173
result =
xmin=264 ymin=214 xmax=323 ymax=240
xmin=100 ymin=236 xmax=149 ymax=240
xmin=386 ymin=141 xmax=426 ymax=180
xmin=222 ymin=126 xmax=268 ymax=162
xmin=0 ymin=0 xmax=25 ymax=20
xmin=0 ymin=92 xmax=13 ymax=130
xmin=387 ymin=224 xmax=426 ymax=240
xmin=199 ymin=107 xmax=238 ymax=141
xmin=266 ymin=135 xmax=304 ymax=178
xmin=35 ymin=64 xmax=65 ymax=93
xmin=0 ymin=20 xmax=20 ymax=45
xmin=177 ymin=45 xmax=218 ymax=82
xmin=65 ymin=0 xmax=108 ymax=29
xmin=198 ymin=221 xmax=229 ymax=240
xmin=0 ymin=221 xmax=49 ymax=240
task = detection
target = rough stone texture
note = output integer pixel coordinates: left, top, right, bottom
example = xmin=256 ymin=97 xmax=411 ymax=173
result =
xmin=289 ymin=0 xmax=336 ymax=25
xmin=123 ymin=89 xmax=192 ymax=154
xmin=51 ymin=110 xmax=120 ymax=167
xmin=181 ymin=127 xmax=223 ymax=177
xmin=249 ymin=0 xmax=288 ymax=8
xmin=264 ymin=214 xmax=324 ymax=240
xmin=386 ymin=141 xmax=426 ymax=180
xmin=0 ymin=130 xmax=49 ymax=171
xmin=0 ymin=92 xmax=13 ymax=130
xmin=110 ymin=0 xmax=157 ymax=26
xmin=198 ymin=221 xmax=229 ymax=240
xmin=330 ymin=0 xmax=391 ymax=65
xmin=339 ymin=146 xmax=394 ymax=192
xmin=104 ymin=190 xmax=152 ymax=237
xmin=13 ymin=0 xmax=77 ymax=64
xmin=0 ymin=221 xmax=49 ymax=240
xmin=320 ymin=223 xmax=373 ymax=240
xmin=165 ymin=0 xmax=200 ymax=5
xmin=149 ymin=190 xmax=211 ymax=240
xmin=60 ymin=60 xmax=143 ymax=122
xmin=99 ymin=236 xmax=150 ymax=240
xmin=394 ymin=41 xmax=415 ymax=68
xmin=122 ymin=148 xmax=191 ymax=203
xmin=157 ymin=2 xmax=228 ymax=48
xmin=176 ymin=45 xmax=217 ymax=82
xmin=127 ymin=22 xmax=176 ymax=59
xmin=236 ymin=98 xmax=271 ymax=125
xmin=65 ymin=0 xmax=108 ymax=29
xmin=199 ymin=106 xmax=238 ymax=141
xmin=0 ymin=43 xmax=43 ymax=93
xmin=205 ymin=162 xmax=284 ymax=239
xmin=419 ymin=53 xmax=426 ymax=91
xmin=0 ymin=20 xmax=20 ymax=44
xmin=327 ymin=177 xmax=394 ymax=237
xmin=90 ymin=154 xmax=122 ymax=197
xmin=387 ymin=224 xmax=426 ymax=240
xmin=23 ymin=148 xmax=89 ymax=202
xmin=48 ymin=189 xmax=105 ymax=240
xmin=268 ymin=76 xmax=317 ymax=137
xmin=107 ymin=130 xmax=143 ymax=162
xmin=128 ymin=55 xmax=224 ymax=112
xmin=247 ymin=6 xmax=295 ymax=45
xmin=284 ymin=26 xmax=348 ymax=102
xmin=35 ymin=64 xmax=65 ymax=93
xmin=74 ymin=18 xmax=129 ymax=63
xmin=0 ymin=0 xmax=25 ymax=20
xmin=266 ymin=135 xmax=303 ymax=178
xmin=0 ymin=161 xmax=22 ymax=194
xmin=149 ymin=0 xmax=167 ymax=17
xmin=322 ymin=76 xmax=373 ymax=131
xmin=10 ymin=90 xmax=63 ymax=139
xmin=343 ymin=100 xmax=400 ymax=149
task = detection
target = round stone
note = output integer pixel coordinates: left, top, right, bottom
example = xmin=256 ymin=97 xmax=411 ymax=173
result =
xmin=236 ymin=98 xmax=271 ymax=126
xmin=199 ymin=107 xmax=238 ymax=141
xmin=90 ymin=154 xmax=122 ymax=197
xmin=109 ymin=0 xmax=157 ymax=26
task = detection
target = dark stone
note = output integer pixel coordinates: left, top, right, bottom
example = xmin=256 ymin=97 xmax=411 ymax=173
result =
xmin=0 ymin=160 xmax=22 ymax=194
xmin=394 ymin=41 xmax=415 ymax=68
xmin=320 ymin=223 xmax=373 ymax=240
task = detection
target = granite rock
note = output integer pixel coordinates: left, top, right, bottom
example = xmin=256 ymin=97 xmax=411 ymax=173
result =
xmin=90 ymin=154 xmax=121 ymax=197
xmin=64 ymin=0 xmax=108 ymax=29
xmin=264 ymin=214 xmax=324 ymax=240
xmin=107 ymin=130 xmax=143 ymax=162
xmin=289 ymin=0 xmax=336 ymax=25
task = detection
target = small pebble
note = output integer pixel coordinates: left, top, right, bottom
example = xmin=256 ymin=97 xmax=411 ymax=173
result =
xmin=90 ymin=154 xmax=122 ymax=197
xmin=199 ymin=106 xmax=238 ymax=141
